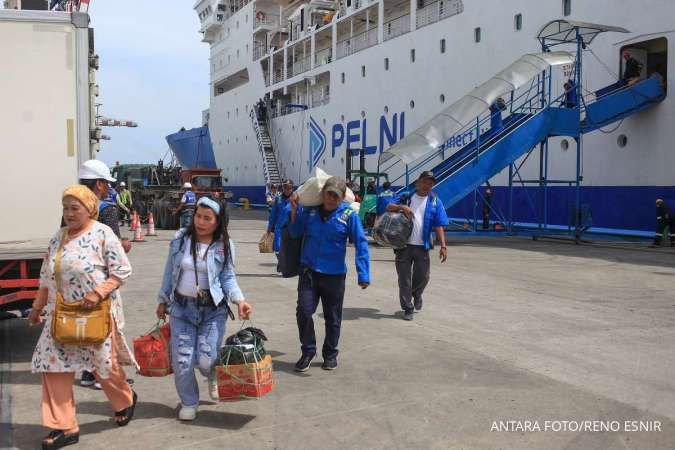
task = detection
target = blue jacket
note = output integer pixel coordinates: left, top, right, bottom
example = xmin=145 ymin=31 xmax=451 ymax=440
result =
xmin=376 ymin=190 xmax=398 ymax=215
xmin=268 ymin=194 xmax=292 ymax=252
xmin=289 ymin=202 xmax=370 ymax=284
xmin=157 ymin=230 xmax=244 ymax=306
xmin=396 ymin=192 xmax=449 ymax=250
xmin=182 ymin=191 xmax=196 ymax=206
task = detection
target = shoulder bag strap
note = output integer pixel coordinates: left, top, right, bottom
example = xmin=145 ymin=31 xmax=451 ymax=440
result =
xmin=54 ymin=230 xmax=67 ymax=305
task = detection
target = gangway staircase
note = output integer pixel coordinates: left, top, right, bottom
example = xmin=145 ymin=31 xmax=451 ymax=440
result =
xmin=379 ymin=20 xmax=666 ymax=238
xmin=250 ymin=109 xmax=282 ymax=189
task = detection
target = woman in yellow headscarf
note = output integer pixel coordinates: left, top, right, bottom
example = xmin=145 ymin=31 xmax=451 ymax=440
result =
xmin=27 ymin=185 xmax=138 ymax=449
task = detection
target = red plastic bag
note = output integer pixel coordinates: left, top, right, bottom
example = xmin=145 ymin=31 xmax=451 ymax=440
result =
xmin=134 ymin=321 xmax=172 ymax=377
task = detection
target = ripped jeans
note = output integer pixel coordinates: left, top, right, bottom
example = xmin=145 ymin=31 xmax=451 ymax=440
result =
xmin=169 ymin=298 xmax=227 ymax=407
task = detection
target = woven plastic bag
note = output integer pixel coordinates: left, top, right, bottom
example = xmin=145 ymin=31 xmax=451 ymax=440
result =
xmin=258 ymin=232 xmax=274 ymax=253
xmin=297 ymin=167 xmax=356 ymax=206
xmin=133 ymin=321 xmax=172 ymax=377
xmin=372 ymin=212 xmax=413 ymax=249
xmin=215 ymin=326 xmax=274 ymax=401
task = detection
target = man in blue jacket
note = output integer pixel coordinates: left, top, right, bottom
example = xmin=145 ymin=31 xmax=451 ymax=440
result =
xmin=289 ymin=177 xmax=370 ymax=372
xmin=266 ymin=179 xmax=294 ymax=255
xmin=387 ymin=171 xmax=448 ymax=321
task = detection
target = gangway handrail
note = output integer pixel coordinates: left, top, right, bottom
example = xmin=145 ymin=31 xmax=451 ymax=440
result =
xmin=383 ymin=71 xmax=553 ymax=189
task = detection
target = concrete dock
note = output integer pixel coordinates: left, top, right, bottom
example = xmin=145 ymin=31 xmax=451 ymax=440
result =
xmin=2 ymin=211 xmax=675 ymax=449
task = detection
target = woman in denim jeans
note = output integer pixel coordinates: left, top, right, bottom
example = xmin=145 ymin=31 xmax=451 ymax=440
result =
xmin=156 ymin=197 xmax=252 ymax=421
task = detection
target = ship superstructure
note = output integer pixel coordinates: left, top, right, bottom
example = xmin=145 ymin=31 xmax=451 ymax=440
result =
xmin=194 ymin=0 xmax=674 ymax=233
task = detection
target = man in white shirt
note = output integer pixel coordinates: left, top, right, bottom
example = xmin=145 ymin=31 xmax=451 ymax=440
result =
xmin=387 ymin=171 xmax=449 ymax=321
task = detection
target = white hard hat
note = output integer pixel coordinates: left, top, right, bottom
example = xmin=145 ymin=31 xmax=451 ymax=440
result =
xmin=79 ymin=159 xmax=116 ymax=182
xmin=183 ymin=182 xmax=192 ymax=189
xmin=119 ymin=181 xmax=126 ymax=187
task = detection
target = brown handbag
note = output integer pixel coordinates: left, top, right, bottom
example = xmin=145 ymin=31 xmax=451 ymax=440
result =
xmin=51 ymin=231 xmax=112 ymax=345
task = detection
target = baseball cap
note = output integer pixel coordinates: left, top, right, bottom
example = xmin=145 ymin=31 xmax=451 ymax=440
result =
xmin=323 ymin=176 xmax=347 ymax=198
xmin=418 ymin=171 xmax=437 ymax=183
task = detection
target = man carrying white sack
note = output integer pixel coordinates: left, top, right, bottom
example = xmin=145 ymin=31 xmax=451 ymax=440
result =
xmin=387 ymin=171 xmax=448 ymax=321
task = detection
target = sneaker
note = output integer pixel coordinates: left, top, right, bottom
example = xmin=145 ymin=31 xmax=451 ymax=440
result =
xmin=294 ymin=354 xmax=315 ymax=372
xmin=178 ymin=405 xmax=198 ymax=421
xmin=80 ymin=371 xmax=96 ymax=387
xmin=413 ymin=298 xmax=423 ymax=311
xmin=208 ymin=370 xmax=219 ymax=400
xmin=403 ymin=311 xmax=414 ymax=321
xmin=321 ymin=358 xmax=338 ymax=371
xmin=94 ymin=381 xmax=102 ymax=390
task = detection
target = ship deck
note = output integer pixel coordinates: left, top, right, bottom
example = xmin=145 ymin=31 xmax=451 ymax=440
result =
xmin=2 ymin=210 xmax=675 ymax=449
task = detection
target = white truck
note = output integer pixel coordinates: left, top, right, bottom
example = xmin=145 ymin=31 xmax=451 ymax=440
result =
xmin=0 ymin=8 xmax=98 ymax=315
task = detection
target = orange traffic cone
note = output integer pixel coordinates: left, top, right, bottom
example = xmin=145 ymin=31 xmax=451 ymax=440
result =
xmin=132 ymin=218 xmax=145 ymax=242
xmin=130 ymin=212 xmax=138 ymax=231
xmin=146 ymin=212 xmax=157 ymax=236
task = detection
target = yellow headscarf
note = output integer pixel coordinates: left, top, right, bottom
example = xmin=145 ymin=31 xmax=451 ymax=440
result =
xmin=62 ymin=184 xmax=100 ymax=220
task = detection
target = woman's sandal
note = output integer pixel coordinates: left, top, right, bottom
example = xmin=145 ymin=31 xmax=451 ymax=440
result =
xmin=114 ymin=391 xmax=138 ymax=427
xmin=41 ymin=430 xmax=79 ymax=450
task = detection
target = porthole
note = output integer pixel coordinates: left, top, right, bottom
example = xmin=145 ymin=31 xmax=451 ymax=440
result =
xmin=384 ymin=105 xmax=389 ymax=114
xmin=440 ymin=39 xmax=446 ymax=53
xmin=361 ymin=65 xmax=366 ymax=77
xmin=341 ymin=114 xmax=345 ymax=122
xmin=341 ymin=72 xmax=345 ymax=83
xmin=410 ymin=49 xmax=415 ymax=63
xmin=474 ymin=27 xmax=482 ymax=43
xmin=361 ymin=110 xmax=366 ymax=118
xmin=384 ymin=58 xmax=389 ymax=71
xmin=617 ymin=134 xmax=628 ymax=147
xmin=561 ymin=139 xmax=569 ymax=151
xmin=440 ymin=94 xmax=445 ymax=103
xmin=410 ymin=100 xmax=415 ymax=109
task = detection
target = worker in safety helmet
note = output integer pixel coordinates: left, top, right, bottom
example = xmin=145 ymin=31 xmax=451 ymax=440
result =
xmin=117 ymin=182 xmax=133 ymax=226
xmin=650 ymin=199 xmax=674 ymax=247
xmin=77 ymin=159 xmax=133 ymax=390
xmin=177 ymin=182 xmax=196 ymax=229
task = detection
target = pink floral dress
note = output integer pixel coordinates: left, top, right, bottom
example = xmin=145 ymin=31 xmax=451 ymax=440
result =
xmin=31 ymin=222 xmax=137 ymax=378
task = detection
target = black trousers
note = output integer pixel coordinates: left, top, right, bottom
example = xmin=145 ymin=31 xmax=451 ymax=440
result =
xmin=394 ymin=245 xmax=430 ymax=312
xmin=654 ymin=219 xmax=674 ymax=245
xmin=296 ymin=270 xmax=346 ymax=359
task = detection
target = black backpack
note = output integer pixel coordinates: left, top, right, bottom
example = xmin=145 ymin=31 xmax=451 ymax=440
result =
xmin=278 ymin=225 xmax=303 ymax=278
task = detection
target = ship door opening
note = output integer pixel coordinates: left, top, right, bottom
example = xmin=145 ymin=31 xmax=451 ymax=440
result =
xmin=620 ymin=37 xmax=668 ymax=91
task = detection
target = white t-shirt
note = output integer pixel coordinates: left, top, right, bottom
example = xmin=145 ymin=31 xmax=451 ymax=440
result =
xmin=176 ymin=238 xmax=210 ymax=297
xmin=407 ymin=194 xmax=428 ymax=245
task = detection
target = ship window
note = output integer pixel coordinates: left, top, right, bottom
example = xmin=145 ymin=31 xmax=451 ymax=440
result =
xmin=384 ymin=58 xmax=389 ymax=70
xmin=237 ymin=20 xmax=240 ymax=29
xmin=410 ymin=100 xmax=415 ymax=109
xmin=617 ymin=135 xmax=628 ymax=148
xmin=563 ymin=0 xmax=572 ymax=16
xmin=361 ymin=110 xmax=366 ymax=118
xmin=341 ymin=72 xmax=345 ymax=83
xmin=361 ymin=65 xmax=366 ymax=77
xmin=410 ymin=49 xmax=415 ymax=63
xmin=514 ymin=14 xmax=522 ymax=31
xmin=440 ymin=39 xmax=446 ymax=54
xmin=227 ymin=111 xmax=230 ymax=119
xmin=560 ymin=139 xmax=569 ymax=151
xmin=440 ymin=94 xmax=445 ymax=103
xmin=237 ymin=49 xmax=240 ymax=58
xmin=474 ymin=27 xmax=481 ymax=43
xmin=384 ymin=105 xmax=389 ymax=113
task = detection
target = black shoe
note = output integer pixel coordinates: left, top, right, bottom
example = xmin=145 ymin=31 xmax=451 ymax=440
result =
xmin=294 ymin=354 xmax=315 ymax=372
xmin=403 ymin=311 xmax=414 ymax=321
xmin=321 ymin=358 xmax=338 ymax=371
xmin=42 ymin=430 xmax=79 ymax=450
xmin=80 ymin=371 xmax=96 ymax=387
xmin=413 ymin=298 xmax=423 ymax=311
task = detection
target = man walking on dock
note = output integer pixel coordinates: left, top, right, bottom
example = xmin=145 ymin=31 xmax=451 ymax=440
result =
xmin=387 ymin=171 xmax=448 ymax=321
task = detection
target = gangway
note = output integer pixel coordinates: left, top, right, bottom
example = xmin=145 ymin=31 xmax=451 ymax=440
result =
xmin=250 ymin=108 xmax=282 ymax=191
xmin=379 ymin=20 xmax=666 ymax=239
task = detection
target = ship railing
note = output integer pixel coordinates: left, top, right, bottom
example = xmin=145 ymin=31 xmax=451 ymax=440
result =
xmin=273 ymin=70 xmax=284 ymax=84
xmin=382 ymin=72 xmax=552 ymax=189
xmin=253 ymin=42 xmax=268 ymax=60
xmin=337 ymin=28 xmax=377 ymax=59
xmin=416 ymin=0 xmax=463 ymax=29
xmin=314 ymin=47 xmax=333 ymax=67
xmin=255 ymin=12 xmax=280 ymax=28
xmin=311 ymin=91 xmax=330 ymax=108
xmin=383 ymin=14 xmax=411 ymax=42
xmin=292 ymin=57 xmax=311 ymax=77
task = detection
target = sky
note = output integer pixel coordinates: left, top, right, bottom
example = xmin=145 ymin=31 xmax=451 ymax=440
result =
xmin=89 ymin=1 xmax=209 ymax=165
